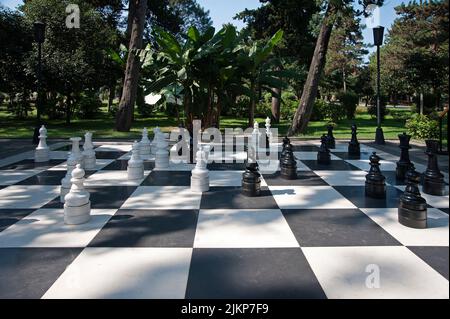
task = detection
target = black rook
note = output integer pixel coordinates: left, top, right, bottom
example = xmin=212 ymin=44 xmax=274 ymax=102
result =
xmin=398 ymin=169 xmax=427 ymax=229
xmin=422 ymin=139 xmax=446 ymax=196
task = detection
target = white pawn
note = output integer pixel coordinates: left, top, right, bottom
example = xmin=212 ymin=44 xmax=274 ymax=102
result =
xmin=60 ymin=151 xmax=78 ymax=203
xmin=128 ymin=141 xmax=144 ymax=180
xmin=70 ymin=137 xmax=84 ymax=168
xmin=82 ymin=132 xmax=96 ymax=170
xmin=139 ymin=127 xmax=151 ymax=159
xmin=155 ymin=130 xmax=169 ymax=169
xmin=265 ymin=117 xmax=273 ymax=144
xmin=151 ymin=127 xmax=161 ymax=155
xmin=35 ymin=125 xmax=50 ymax=162
xmin=191 ymin=146 xmax=209 ymax=193
xmin=64 ymin=164 xmax=91 ymax=225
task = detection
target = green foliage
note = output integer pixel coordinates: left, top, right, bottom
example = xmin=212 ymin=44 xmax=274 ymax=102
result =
xmin=367 ymin=95 xmax=389 ymax=121
xmin=76 ymin=92 xmax=103 ymax=119
xmin=413 ymin=93 xmax=440 ymax=115
xmin=337 ymin=90 xmax=359 ymax=120
xmin=280 ymin=91 xmax=298 ymax=121
xmin=406 ymin=113 xmax=439 ymax=140
xmin=310 ymin=99 xmax=328 ymax=121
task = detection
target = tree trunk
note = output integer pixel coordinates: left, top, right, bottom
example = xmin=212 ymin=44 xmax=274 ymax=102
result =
xmin=288 ymin=4 xmax=336 ymax=136
xmin=108 ymin=84 xmax=115 ymax=113
xmin=271 ymin=87 xmax=281 ymax=123
xmin=342 ymin=68 xmax=347 ymax=93
xmin=115 ymin=0 xmax=147 ymax=132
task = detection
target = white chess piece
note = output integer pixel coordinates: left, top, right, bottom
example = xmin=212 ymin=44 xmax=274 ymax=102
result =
xmin=155 ymin=130 xmax=169 ymax=169
xmin=34 ymin=125 xmax=50 ymax=162
xmin=151 ymin=127 xmax=161 ymax=155
xmin=64 ymin=164 xmax=91 ymax=225
xmin=70 ymin=137 xmax=84 ymax=168
xmin=191 ymin=146 xmax=209 ymax=193
xmin=82 ymin=132 xmax=96 ymax=170
xmin=128 ymin=141 xmax=144 ymax=180
xmin=60 ymin=151 xmax=78 ymax=203
xmin=139 ymin=127 xmax=151 ymax=159
xmin=251 ymin=121 xmax=260 ymax=153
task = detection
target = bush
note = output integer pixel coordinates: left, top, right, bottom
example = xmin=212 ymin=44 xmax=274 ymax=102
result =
xmin=76 ymin=92 xmax=102 ymax=119
xmin=311 ymin=99 xmax=328 ymax=121
xmin=337 ymin=91 xmax=359 ymax=120
xmin=413 ymin=93 xmax=439 ymax=115
xmin=405 ymin=113 xmax=439 ymax=140
xmin=368 ymin=95 xmax=389 ymax=121
xmin=325 ymin=101 xmax=345 ymax=123
xmin=280 ymin=91 xmax=298 ymax=121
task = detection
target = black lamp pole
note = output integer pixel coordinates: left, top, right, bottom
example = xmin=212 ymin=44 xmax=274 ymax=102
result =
xmin=373 ymin=26 xmax=385 ymax=145
xmin=32 ymin=21 xmax=45 ymax=145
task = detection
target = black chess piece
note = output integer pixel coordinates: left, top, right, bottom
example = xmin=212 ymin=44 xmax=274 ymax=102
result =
xmin=365 ymin=152 xmax=386 ymax=198
xmin=348 ymin=124 xmax=361 ymax=158
xmin=398 ymin=168 xmax=427 ymax=229
xmin=317 ymin=135 xmax=331 ymax=165
xmin=326 ymin=125 xmax=336 ymax=149
xmin=242 ymin=162 xmax=261 ymax=197
xmin=280 ymin=136 xmax=290 ymax=160
xmin=280 ymin=143 xmax=298 ymax=180
xmin=396 ymin=133 xmax=415 ymax=181
xmin=422 ymin=139 xmax=446 ymax=196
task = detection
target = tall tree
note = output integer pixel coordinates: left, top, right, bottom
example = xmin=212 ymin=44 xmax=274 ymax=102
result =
xmin=288 ymin=0 xmax=383 ymax=136
xmin=115 ymin=0 xmax=148 ymax=131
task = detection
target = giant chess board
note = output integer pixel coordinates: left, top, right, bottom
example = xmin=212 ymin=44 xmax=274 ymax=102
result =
xmin=0 ymin=140 xmax=448 ymax=299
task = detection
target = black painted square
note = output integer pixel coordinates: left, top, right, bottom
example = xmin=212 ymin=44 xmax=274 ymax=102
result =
xmin=200 ymin=186 xmax=278 ymax=209
xmin=301 ymin=160 xmax=361 ymax=171
xmin=263 ymin=171 xmax=328 ymax=186
xmin=0 ymin=159 xmax=65 ymax=170
xmin=282 ymin=209 xmax=401 ymax=247
xmin=185 ymin=248 xmax=326 ymax=299
xmin=102 ymin=160 xmax=154 ymax=171
xmin=142 ymin=171 xmax=191 ymax=186
xmin=207 ymin=162 xmax=247 ymax=171
xmin=408 ymin=246 xmax=449 ymax=280
xmin=89 ymin=209 xmax=198 ymax=247
xmin=16 ymin=170 xmax=68 ymax=185
xmin=0 ymin=209 xmax=35 ymax=232
xmin=0 ymin=248 xmax=82 ymax=298
xmin=95 ymin=151 xmax=127 ymax=159
xmin=334 ymin=185 xmax=404 ymax=208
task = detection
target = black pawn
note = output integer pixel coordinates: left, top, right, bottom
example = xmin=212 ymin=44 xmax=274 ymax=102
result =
xmin=422 ymin=139 xmax=446 ymax=196
xmin=398 ymin=168 xmax=427 ymax=229
xmin=280 ymin=136 xmax=290 ymax=160
xmin=317 ymin=135 xmax=331 ymax=165
xmin=396 ymin=132 xmax=415 ymax=181
xmin=348 ymin=124 xmax=361 ymax=158
xmin=365 ymin=152 xmax=386 ymax=198
xmin=326 ymin=125 xmax=336 ymax=149
xmin=280 ymin=143 xmax=298 ymax=180
xmin=242 ymin=162 xmax=261 ymax=197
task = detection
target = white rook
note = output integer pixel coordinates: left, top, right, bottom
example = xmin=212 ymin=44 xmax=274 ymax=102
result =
xmin=64 ymin=164 xmax=91 ymax=225
xmin=155 ymin=130 xmax=169 ymax=169
xmin=82 ymin=132 xmax=96 ymax=170
xmin=128 ymin=141 xmax=144 ymax=180
xmin=34 ymin=125 xmax=50 ymax=162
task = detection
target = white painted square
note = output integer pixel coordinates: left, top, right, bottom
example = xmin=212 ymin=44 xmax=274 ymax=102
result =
xmin=85 ymin=170 xmax=151 ymax=187
xmin=0 ymin=169 xmax=42 ymax=186
xmin=346 ymin=159 xmax=397 ymax=172
xmin=0 ymin=208 xmax=114 ymax=248
xmin=194 ymin=209 xmax=299 ymax=248
xmin=0 ymin=185 xmax=59 ymax=209
xmin=269 ymin=185 xmax=356 ymax=209
xmin=294 ymin=152 xmax=340 ymax=161
xmin=95 ymin=144 xmax=132 ymax=152
xmin=48 ymin=159 xmax=114 ymax=171
xmin=209 ymin=171 xmax=244 ymax=187
xmin=317 ymin=170 xmax=368 ymax=186
xmin=361 ymin=208 xmax=448 ymax=246
xmin=42 ymin=247 xmax=192 ymax=299
xmin=121 ymin=186 xmax=202 ymax=209
xmin=395 ymin=185 xmax=449 ymax=208
xmin=303 ymin=246 xmax=449 ymax=299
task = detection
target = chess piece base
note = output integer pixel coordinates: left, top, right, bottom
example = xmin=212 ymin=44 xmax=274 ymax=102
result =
xmin=348 ymin=144 xmax=361 ymax=158
xmin=423 ymin=177 xmax=446 ymax=196
xmin=396 ymin=163 xmax=414 ymax=181
xmin=60 ymin=186 xmax=70 ymax=203
xmin=280 ymin=167 xmax=298 ymax=180
xmin=365 ymin=182 xmax=386 ymax=199
xmin=375 ymin=127 xmax=385 ymax=145
xmin=155 ymin=153 xmax=169 ymax=169
xmin=35 ymin=149 xmax=50 ymax=163
xmin=317 ymin=155 xmax=331 ymax=165
xmin=398 ymin=204 xmax=427 ymax=229
xmin=83 ymin=156 xmax=96 ymax=170
xmin=127 ymin=166 xmax=144 ymax=180
xmin=242 ymin=180 xmax=261 ymax=197
xmin=191 ymin=177 xmax=209 ymax=193
xmin=64 ymin=201 xmax=91 ymax=225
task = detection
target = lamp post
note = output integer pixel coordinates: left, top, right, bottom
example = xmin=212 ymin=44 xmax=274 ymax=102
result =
xmin=32 ymin=21 xmax=45 ymax=145
xmin=373 ymin=25 xmax=385 ymax=145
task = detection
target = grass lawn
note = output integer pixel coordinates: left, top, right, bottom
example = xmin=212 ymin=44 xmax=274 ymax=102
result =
xmin=0 ymin=105 xmax=419 ymax=141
